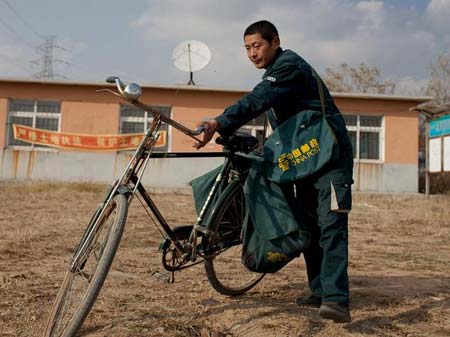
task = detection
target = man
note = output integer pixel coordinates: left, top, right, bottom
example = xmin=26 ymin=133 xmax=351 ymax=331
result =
xmin=194 ymin=20 xmax=354 ymax=323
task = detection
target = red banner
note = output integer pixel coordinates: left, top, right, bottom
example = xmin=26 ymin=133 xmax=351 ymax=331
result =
xmin=12 ymin=124 xmax=166 ymax=151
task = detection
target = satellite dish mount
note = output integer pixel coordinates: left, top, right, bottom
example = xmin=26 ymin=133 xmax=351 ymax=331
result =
xmin=173 ymin=40 xmax=211 ymax=85
xmin=187 ymin=43 xmax=195 ymax=85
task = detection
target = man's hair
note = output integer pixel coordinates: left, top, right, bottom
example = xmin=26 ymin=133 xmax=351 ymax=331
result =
xmin=244 ymin=20 xmax=279 ymax=43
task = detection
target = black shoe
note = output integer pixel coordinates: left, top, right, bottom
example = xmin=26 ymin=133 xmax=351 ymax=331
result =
xmin=295 ymin=294 xmax=322 ymax=308
xmin=319 ymin=302 xmax=352 ymax=323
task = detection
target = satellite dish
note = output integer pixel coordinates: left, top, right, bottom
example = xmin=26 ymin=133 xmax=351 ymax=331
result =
xmin=172 ymin=40 xmax=211 ymax=85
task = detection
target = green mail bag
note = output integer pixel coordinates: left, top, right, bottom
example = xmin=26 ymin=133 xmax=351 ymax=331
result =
xmin=263 ymin=109 xmax=338 ymax=183
xmin=242 ymin=159 xmax=311 ymax=273
xmin=190 ymin=165 xmax=223 ymax=224
xmin=263 ymin=71 xmax=339 ymax=183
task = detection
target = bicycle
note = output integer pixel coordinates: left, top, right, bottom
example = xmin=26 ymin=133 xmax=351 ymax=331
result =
xmin=44 ymin=76 xmax=266 ymax=337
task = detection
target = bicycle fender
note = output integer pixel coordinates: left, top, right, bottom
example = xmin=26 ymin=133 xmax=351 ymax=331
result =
xmin=116 ymin=185 xmax=133 ymax=197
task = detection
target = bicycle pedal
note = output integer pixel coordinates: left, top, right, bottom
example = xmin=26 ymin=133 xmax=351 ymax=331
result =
xmin=152 ymin=271 xmax=174 ymax=284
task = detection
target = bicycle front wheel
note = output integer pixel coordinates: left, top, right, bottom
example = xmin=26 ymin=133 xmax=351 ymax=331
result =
xmin=45 ymin=193 xmax=128 ymax=337
xmin=204 ymin=180 xmax=265 ymax=296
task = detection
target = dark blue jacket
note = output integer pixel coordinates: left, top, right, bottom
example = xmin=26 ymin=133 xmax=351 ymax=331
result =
xmin=215 ymin=48 xmax=352 ymax=152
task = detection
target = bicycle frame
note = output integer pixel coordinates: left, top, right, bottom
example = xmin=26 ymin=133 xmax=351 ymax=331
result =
xmin=69 ymin=77 xmax=228 ymax=273
xmin=43 ymin=77 xmax=266 ymax=337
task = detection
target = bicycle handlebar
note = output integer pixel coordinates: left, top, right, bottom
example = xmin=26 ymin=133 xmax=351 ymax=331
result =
xmin=191 ymin=125 xmax=205 ymax=135
xmin=105 ymin=76 xmax=119 ymax=84
xmin=97 ymin=76 xmax=204 ymax=141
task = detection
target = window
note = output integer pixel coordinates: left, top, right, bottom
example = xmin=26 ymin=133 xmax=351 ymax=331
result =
xmin=238 ymin=114 xmax=268 ymax=145
xmin=119 ymin=104 xmax=171 ymax=152
xmin=343 ymin=114 xmax=383 ymax=161
xmin=6 ymin=99 xmax=61 ymax=147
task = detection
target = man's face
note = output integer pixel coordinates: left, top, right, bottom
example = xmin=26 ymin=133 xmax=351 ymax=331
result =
xmin=244 ymin=33 xmax=280 ymax=69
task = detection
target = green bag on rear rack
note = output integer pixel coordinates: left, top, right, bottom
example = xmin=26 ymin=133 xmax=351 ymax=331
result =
xmin=242 ymin=158 xmax=311 ymax=273
xmin=190 ymin=165 xmax=223 ymax=223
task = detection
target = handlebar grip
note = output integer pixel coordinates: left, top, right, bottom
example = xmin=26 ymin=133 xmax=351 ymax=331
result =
xmin=191 ymin=125 xmax=205 ymax=136
xmin=215 ymin=136 xmax=224 ymax=145
xmin=106 ymin=76 xmax=118 ymax=84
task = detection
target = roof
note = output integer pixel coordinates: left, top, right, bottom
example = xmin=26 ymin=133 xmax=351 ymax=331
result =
xmin=0 ymin=76 xmax=433 ymax=103
xmin=410 ymin=101 xmax=450 ymax=118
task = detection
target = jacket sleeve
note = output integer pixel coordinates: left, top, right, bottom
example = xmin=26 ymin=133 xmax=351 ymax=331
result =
xmin=215 ymin=62 xmax=305 ymax=134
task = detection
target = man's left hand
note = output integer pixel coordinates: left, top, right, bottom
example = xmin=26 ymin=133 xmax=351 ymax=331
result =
xmin=193 ymin=119 xmax=219 ymax=149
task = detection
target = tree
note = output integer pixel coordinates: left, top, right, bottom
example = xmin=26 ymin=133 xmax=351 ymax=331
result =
xmin=426 ymin=52 xmax=450 ymax=105
xmin=414 ymin=52 xmax=450 ymax=195
xmin=323 ymin=62 xmax=395 ymax=94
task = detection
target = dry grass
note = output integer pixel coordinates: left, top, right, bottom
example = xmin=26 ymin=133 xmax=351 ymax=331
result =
xmin=1 ymin=181 xmax=450 ymax=337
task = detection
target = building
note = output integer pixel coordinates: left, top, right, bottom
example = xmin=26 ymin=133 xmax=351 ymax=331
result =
xmin=0 ymin=78 xmax=431 ymax=192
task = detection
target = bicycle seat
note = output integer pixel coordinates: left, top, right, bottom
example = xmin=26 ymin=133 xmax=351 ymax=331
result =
xmin=216 ymin=132 xmax=258 ymax=153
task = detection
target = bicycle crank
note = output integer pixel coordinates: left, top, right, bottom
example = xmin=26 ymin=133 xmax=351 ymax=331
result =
xmin=159 ymin=225 xmax=204 ymax=272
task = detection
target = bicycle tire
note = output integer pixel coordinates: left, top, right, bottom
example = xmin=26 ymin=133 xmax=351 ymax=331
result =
xmin=44 ymin=193 xmax=128 ymax=337
xmin=204 ymin=180 xmax=265 ymax=296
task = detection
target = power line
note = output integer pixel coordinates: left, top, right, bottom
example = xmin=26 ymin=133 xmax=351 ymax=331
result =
xmin=0 ymin=0 xmax=42 ymax=39
xmin=0 ymin=52 xmax=32 ymax=73
xmin=0 ymin=15 xmax=36 ymax=50
xmin=0 ymin=3 xmax=71 ymax=79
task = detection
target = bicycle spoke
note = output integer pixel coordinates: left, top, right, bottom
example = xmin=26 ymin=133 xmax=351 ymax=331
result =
xmin=205 ymin=181 xmax=264 ymax=296
xmin=45 ymin=194 xmax=128 ymax=337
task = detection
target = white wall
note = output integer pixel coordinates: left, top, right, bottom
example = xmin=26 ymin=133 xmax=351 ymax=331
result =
xmin=0 ymin=149 xmax=224 ymax=188
xmin=353 ymin=161 xmax=418 ymax=192
xmin=0 ymin=149 xmax=417 ymax=192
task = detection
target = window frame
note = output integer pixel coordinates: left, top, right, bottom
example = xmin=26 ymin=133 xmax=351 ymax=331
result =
xmin=119 ymin=104 xmax=172 ymax=152
xmin=6 ymin=99 xmax=61 ymax=151
xmin=344 ymin=114 xmax=385 ymax=163
xmin=237 ymin=113 xmax=273 ymax=147
xmin=239 ymin=124 xmax=265 ymax=137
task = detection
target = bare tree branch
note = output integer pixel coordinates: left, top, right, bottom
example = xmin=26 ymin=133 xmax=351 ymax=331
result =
xmin=426 ymin=52 xmax=450 ymax=105
xmin=323 ymin=62 xmax=395 ymax=94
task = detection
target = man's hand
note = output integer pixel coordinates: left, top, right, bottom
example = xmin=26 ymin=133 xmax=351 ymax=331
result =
xmin=193 ymin=119 xmax=219 ymax=149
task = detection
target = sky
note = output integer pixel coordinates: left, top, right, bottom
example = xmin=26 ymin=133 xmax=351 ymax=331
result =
xmin=0 ymin=0 xmax=449 ymax=95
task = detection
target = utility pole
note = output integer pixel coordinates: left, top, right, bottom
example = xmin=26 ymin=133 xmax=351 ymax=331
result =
xmin=32 ymin=35 xmax=69 ymax=79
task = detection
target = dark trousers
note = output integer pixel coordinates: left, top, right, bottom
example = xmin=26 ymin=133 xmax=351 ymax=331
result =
xmin=282 ymin=151 xmax=353 ymax=305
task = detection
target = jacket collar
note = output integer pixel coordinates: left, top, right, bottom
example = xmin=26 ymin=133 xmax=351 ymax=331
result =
xmin=263 ymin=47 xmax=283 ymax=77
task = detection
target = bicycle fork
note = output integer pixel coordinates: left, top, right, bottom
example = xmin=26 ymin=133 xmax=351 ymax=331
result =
xmin=69 ymin=117 xmax=162 ymax=273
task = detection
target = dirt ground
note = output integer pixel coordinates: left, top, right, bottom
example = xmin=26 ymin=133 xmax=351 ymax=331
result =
xmin=1 ymin=181 xmax=450 ymax=337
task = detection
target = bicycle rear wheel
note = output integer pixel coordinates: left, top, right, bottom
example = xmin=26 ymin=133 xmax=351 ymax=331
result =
xmin=45 ymin=193 xmax=128 ymax=337
xmin=204 ymin=180 xmax=265 ymax=296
